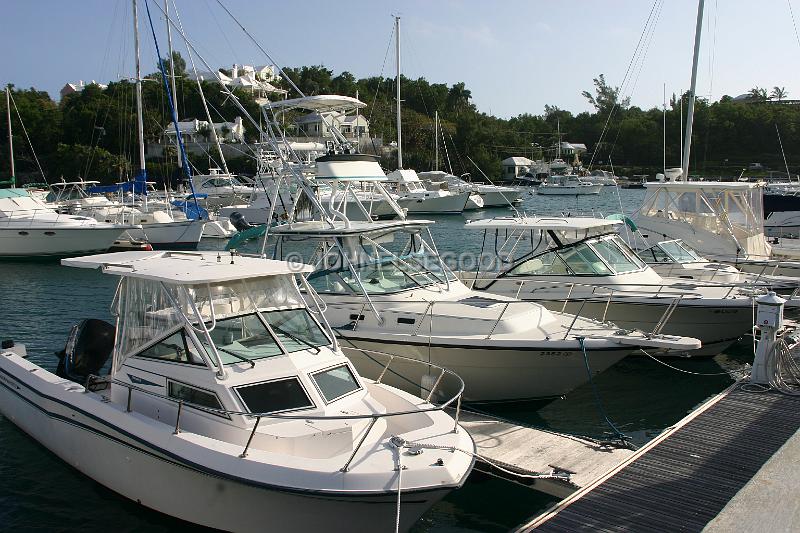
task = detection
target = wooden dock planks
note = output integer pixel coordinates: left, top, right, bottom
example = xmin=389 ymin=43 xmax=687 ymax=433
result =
xmin=456 ymin=409 xmax=636 ymax=498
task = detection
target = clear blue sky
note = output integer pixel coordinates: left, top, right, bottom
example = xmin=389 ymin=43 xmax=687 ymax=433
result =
xmin=2 ymin=0 xmax=799 ymax=118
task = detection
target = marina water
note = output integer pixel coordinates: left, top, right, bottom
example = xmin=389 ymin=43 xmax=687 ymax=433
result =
xmin=0 ymin=188 xmax=750 ymax=531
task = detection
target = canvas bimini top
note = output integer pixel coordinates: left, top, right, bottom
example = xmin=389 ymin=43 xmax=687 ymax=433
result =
xmin=466 ymin=216 xmax=622 ymax=233
xmin=62 ymin=251 xmax=313 ymax=285
xmin=260 ymin=94 xmax=366 ymax=113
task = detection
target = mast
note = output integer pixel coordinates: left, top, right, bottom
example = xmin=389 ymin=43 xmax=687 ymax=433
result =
xmin=681 ymin=0 xmax=705 ymax=181
xmin=164 ymin=0 xmax=181 ymax=171
xmin=6 ymin=86 xmax=14 ymax=186
xmin=662 ymin=82 xmax=666 ymax=173
xmin=132 ymin=0 xmax=146 ymax=178
xmin=434 ymin=110 xmax=439 ymax=171
xmin=395 ymin=15 xmax=402 ymax=169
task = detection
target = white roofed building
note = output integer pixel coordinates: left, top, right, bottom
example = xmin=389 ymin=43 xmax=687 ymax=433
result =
xmin=163 ymin=116 xmax=245 ymax=144
xmin=60 ymin=80 xmax=108 ymax=99
xmin=295 ymin=111 xmax=369 ymax=140
xmin=501 ymin=156 xmax=534 ymax=180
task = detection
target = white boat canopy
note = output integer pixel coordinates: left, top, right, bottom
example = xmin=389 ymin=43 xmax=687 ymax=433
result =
xmin=466 ymin=216 xmax=621 ymax=232
xmin=260 ymin=95 xmax=366 ymax=114
xmin=271 ymin=219 xmax=434 ymax=237
xmin=62 ymin=251 xmax=313 ymax=284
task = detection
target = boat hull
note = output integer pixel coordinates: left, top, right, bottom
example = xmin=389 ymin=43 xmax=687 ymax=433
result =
xmin=479 ymin=189 xmax=521 ymax=207
xmin=0 ymin=362 xmax=448 ymax=532
xmin=398 ymin=193 xmax=469 ymax=214
xmin=0 ymin=226 xmax=126 ymax=258
xmin=337 ymin=334 xmax=630 ymax=403
xmin=125 ymin=220 xmax=204 ymax=250
xmin=536 ymin=184 xmax=602 ymax=195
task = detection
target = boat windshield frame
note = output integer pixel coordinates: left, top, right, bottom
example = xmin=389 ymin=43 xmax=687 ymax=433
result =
xmin=498 ymin=232 xmax=647 ymax=279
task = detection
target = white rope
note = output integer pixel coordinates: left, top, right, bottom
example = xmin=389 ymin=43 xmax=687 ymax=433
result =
xmin=394 ymin=440 xmax=403 ymax=533
xmin=639 ymin=348 xmax=742 ymax=376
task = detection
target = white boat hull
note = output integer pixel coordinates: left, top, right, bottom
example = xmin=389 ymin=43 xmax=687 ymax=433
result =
xmin=125 ymin=219 xmax=205 ymax=249
xmin=338 ymin=334 xmax=630 ymax=402
xmin=398 ymin=193 xmax=469 ymax=214
xmin=0 ymin=226 xmax=127 ymax=258
xmin=0 ymin=360 xmax=450 ymax=532
xmin=479 ymin=189 xmax=521 ymax=207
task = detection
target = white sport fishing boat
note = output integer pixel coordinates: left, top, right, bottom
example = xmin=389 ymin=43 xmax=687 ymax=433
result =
xmin=0 ymin=188 xmax=133 ymax=258
xmin=460 ymin=216 xmax=776 ymax=356
xmin=189 ymin=168 xmax=252 ymax=208
xmin=387 ymin=169 xmax=471 ymax=214
xmin=270 ymin=219 xmax=700 ymax=402
xmin=0 ymin=250 xmax=474 ymax=532
xmin=537 ymin=175 xmax=602 ymax=195
xmin=418 ymin=171 xmax=522 ymax=208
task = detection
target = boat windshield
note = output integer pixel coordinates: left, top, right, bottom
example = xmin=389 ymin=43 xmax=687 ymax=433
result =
xmin=659 ymin=240 xmax=703 ymax=263
xmin=505 ymin=235 xmax=644 ymax=277
xmin=302 ymin=228 xmax=456 ymax=295
xmin=202 ymin=309 xmax=329 ymax=364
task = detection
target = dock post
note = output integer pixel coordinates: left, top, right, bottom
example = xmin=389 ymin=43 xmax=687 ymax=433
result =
xmin=751 ymin=291 xmax=786 ymax=385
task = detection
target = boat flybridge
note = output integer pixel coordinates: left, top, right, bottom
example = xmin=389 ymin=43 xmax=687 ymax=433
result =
xmin=459 ymin=216 xmax=779 ymax=356
xmin=0 ymin=188 xmax=135 ymax=258
xmin=0 ymin=250 xmax=473 ymax=532
xmin=269 ymin=219 xmax=700 ymax=402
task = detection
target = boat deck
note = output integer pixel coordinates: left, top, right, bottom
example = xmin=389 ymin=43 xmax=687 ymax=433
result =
xmin=517 ymin=384 xmax=800 ymax=531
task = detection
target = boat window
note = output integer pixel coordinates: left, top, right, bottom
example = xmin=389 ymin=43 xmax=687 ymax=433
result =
xmin=261 ymin=308 xmax=330 ymax=353
xmin=168 ymin=381 xmax=223 ymax=410
xmin=202 ymin=313 xmax=283 ymax=364
xmin=136 ymin=330 xmax=205 ymax=365
xmin=641 ymin=245 xmax=673 ymax=263
xmin=560 ymin=243 xmax=612 ymax=275
xmin=507 ymin=251 xmax=571 ymax=276
xmin=312 ymin=364 xmax=361 ymax=403
xmin=235 ymin=378 xmax=314 ymax=414
xmin=589 ymin=238 xmax=643 ymax=273
xmin=660 ymin=240 xmax=702 ymax=262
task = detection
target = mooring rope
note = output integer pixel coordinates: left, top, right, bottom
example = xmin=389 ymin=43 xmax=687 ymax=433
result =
xmin=578 ymin=337 xmax=630 ymax=446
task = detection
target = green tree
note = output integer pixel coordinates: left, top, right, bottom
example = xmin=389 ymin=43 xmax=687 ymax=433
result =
xmin=582 ymin=74 xmax=630 ymax=113
xmin=771 ymin=86 xmax=787 ymax=101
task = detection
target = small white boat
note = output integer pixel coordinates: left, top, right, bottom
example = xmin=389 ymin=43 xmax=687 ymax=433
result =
xmin=0 ymin=250 xmax=474 ymax=531
xmin=189 ymin=168 xmax=252 ymax=208
xmin=462 ymin=216 xmax=777 ymax=356
xmin=0 ymin=188 xmax=133 ymax=258
xmin=537 ymin=175 xmax=602 ymax=195
xmin=387 ymin=169 xmax=470 ymax=214
xmin=418 ymin=171 xmax=522 ymax=208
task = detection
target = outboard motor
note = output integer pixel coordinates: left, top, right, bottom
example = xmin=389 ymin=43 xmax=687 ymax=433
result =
xmin=55 ymin=319 xmax=116 ymax=384
xmin=229 ymin=211 xmax=252 ymax=232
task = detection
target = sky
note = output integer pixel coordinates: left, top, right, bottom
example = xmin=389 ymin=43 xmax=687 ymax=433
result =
xmin=2 ymin=0 xmax=800 ymax=119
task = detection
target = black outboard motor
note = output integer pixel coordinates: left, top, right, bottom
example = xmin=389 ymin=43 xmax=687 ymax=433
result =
xmin=228 ymin=211 xmax=252 ymax=232
xmin=55 ymin=319 xmax=116 ymax=384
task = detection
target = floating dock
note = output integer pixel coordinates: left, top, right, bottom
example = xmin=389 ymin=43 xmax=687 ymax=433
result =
xmin=516 ymin=383 xmax=800 ymax=531
xmin=456 ymin=409 xmax=636 ymax=498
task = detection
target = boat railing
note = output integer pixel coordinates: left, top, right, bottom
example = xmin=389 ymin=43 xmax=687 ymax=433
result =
xmin=84 ymin=349 xmax=465 ymax=469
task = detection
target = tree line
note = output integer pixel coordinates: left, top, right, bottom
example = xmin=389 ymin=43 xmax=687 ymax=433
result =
xmin=3 ymin=55 xmax=800 ymax=185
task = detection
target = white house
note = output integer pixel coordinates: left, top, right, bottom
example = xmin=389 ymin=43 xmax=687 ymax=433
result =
xmin=164 ymin=116 xmax=245 ymax=144
xmin=295 ymin=111 xmax=369 ymax=139
xmin=60 ymin=80 xmax=108 ymax=99
xmin=187 ymin=64 xmax=287 ymax=97
xmin=501 ymin=156 xmax=534 ymax=180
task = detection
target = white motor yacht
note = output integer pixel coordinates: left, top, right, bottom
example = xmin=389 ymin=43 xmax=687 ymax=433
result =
xmin=537 ymin=175 xmax=602 ymax=195
xmin=0 ymin=250 xmax=474 ymax=531
xmin=0 ymin=188 xmax=133 ymax=258
xmin=460 ymin=216 xmax=778 ymax=356
xmin=269 ymin=219 xmax=700 ymax=402
xmin=189 ymin=168 xmax=253 ymax=208
xmin=584 ymin=170 xmax=619 ymax=186
xmin=418 ymin=171 xmax=522 ymax=208
xmin=387 ymin=169 xmax=471 ymax=214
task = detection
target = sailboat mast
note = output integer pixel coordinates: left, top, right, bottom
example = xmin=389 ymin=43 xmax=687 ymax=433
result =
xmin=395 ymin=15 xmax=402 ymax=169
xmin=434 ymin=110 xmax=439 ymax=171
xmin=681 ymin=0 xmax=705 ymax=181
xmin=6 ymin=86 xmax=14 ymax=185
xmin=662 ymin=82 xmax=666 ymax=173
xmin=133 ymin=0 xmax=146 ymax=176
xmin=164 ymin=0 xmax=181 ymax=170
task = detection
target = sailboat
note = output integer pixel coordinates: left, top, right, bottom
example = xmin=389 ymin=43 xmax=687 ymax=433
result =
xmin=385 ymin=16 xmax=472 ymax=215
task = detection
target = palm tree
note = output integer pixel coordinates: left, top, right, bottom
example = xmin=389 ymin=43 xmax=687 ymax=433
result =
xmin=748 ymin=87 xmax=768 ymax=101
xmin=771 ymin=86 xmax=788 ymax=101
xmin=446 ymin=82 xmax=472 ymax=117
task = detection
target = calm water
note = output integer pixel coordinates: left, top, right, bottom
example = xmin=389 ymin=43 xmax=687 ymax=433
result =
xmin=0 ymin=188 xmax=750 ymax=531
